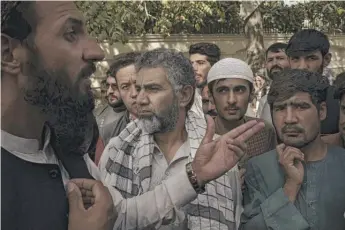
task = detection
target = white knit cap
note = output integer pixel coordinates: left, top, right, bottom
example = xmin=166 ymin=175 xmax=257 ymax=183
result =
xmin=207 ymin=58 xmax=254 ymax=84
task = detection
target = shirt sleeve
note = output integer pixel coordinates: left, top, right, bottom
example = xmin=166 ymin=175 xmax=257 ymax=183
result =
xmin=240 ymin=161 xmax=310 ymax=230
xmin=98 ymin=147 xmax=198 ymax=230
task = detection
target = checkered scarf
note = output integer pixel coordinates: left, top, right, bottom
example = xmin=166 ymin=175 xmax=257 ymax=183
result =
xmin=104 ymin=111 xmax=236 ymax=229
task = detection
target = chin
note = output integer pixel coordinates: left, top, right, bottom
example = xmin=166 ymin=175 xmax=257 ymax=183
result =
xmin=282 ymin=139 xmax=308 ymax=149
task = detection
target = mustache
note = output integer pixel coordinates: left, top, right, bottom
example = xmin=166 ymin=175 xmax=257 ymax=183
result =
xmin=282 ymin=125 xmax=304 ymax=133
xmin=269 ymin=65 xmax=283 ymax=73
xmin=77 ymin=63 xmax=96 ymax=81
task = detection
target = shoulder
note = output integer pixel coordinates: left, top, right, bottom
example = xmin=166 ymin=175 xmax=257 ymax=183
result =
xmin=247 ymin=149 xmax=278 ymax=170
xmin=245 ymin=116 xmax=276 ymax=134
xmin=328 ymin=145 xmax=345 ymax=157
xmin=94 ymin=104 xmax=109 ymax=117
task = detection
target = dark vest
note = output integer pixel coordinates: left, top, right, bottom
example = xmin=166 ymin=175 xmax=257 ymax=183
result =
xmin=1 ymin=132 xmax=93 ymax=230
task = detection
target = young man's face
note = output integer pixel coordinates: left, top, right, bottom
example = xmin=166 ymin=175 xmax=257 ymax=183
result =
xmin=272 ymin=92 xmax=326 ymax=148
xmin=190 ymin=53 xmax=212 ymax=88
xmin=115 ymin=64 xmax=138 ymax=116
xmin=210 ymin=78 xmax=251 ymax=122
xmin=289 ymin=50 xmax=331 ymax=74
xmin=106 ymin=76 xmax=122 ymax=107
xmin=266 ymin=50 xmax=290 ymax=79
xmin=339 ymin=94 xmax=345 ymax=139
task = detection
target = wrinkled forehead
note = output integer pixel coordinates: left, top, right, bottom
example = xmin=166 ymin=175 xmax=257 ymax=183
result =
xmin=267 ymin=50 xmax=287 ymax=58
xmin=287 ymin=49 xmax=323 ymax=58
xmin=34 ymin=1 xmax=84 ymax=31
xmin=273 ymin=92 xmax=312 ymax=106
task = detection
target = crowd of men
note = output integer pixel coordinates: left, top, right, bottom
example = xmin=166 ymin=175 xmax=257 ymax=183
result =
xmin=1 ymin=1 xmax=345 ymax=230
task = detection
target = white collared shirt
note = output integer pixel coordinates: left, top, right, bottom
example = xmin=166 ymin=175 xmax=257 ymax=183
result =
xmin=1 ymin=127 xmax=100 ymax=187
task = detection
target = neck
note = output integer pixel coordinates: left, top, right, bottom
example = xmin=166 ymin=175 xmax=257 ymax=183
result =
xmin=301 ymin=136 xmax=327 ymax=162
xmin=1 ymin=82 xmax=46 ymax=140
xmin=215 ymin=115 xmax=245 ymax=135
xmin=154 ymin=113 xmax=188 ymax=163
xmin=112 ymin=103 xmax=126 ymax=113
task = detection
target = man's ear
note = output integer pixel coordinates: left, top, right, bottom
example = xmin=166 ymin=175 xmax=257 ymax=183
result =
xmin=323 ymin=53 xmax=332 ymax=68
xmin=178 ymin=85 xmax=194 ymax=108
xmin=1 ymin=33 xmax=21 ymax=75
xmin=319 ymin=101 xmax=327 ymax=121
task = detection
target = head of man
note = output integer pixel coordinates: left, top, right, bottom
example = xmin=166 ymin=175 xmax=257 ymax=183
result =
xmin=207 ymin=58 xmax=254 ymax=122
xmin=286 ymin=29 xmax=332 ymax=74
xmin=135 ymin=49 xmax=195 ymax=134
xmin=107 ymin=52 xmax=140 ymax=115
xmin=189 ymin=43 xmax=220 ymax=88
xmin=334 ymin=76 xmax=345 ymax=141
xmin=104 ymin=75 xmax=122 ymax=108
xmin=265 ymin=43 xmax=289 ymax=80
xmin=1 ymin=1 xmax=104 ymax=150
xmin=268 ymin=69 xmax=328 ymax=149
xmin=201 ymin=84 xmax=217 ymax=117
xmin=333 ymin=72 xmax=345 ymax=88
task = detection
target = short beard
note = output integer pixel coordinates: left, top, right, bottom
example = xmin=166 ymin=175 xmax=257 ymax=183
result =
xmin=280 ymin=130 xmax=319 ymax=149
xmin=196 ymin=79 xmax=207 ymax=89
xmin=138 ymin=98 xmax=179 ymax=134
xmin=23 ymin=51 xmax=95 ymax=154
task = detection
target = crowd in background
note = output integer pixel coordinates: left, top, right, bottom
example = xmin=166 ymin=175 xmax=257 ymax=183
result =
xmin=2 ymin=1 xmax=345 ymax=230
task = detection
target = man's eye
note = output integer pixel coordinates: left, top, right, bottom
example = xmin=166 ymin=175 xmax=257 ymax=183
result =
xmin=64 ymin=29 xmax=77 ymax=42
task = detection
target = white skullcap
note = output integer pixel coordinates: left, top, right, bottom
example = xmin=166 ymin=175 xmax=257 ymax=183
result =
xmin=207 ymin=58 xmax=254 ymax=84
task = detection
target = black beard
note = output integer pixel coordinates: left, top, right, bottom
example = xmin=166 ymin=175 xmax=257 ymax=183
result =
xmin=23 ymin=57 xmax=95 ymax=154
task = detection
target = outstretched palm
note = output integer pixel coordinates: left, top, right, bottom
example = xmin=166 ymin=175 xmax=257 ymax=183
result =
xmin=192 ymin=116 xmax=265 ymax=185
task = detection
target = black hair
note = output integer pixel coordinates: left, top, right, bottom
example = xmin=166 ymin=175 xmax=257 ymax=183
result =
xmin=334 ymin=72 xmax=345 ymax=100
xmin=333 ymin=72 xmax=345 ymax=88
xmin=189 ymin=43 xmax=221 ymax=66
xmin=107 ymin=52 xmax=141 ymax=81
xmin=266 ymin=43 xmax=288 ymax=57
xmin=1 ymin=1 xmax=36 ymax=41
xmin=286 ymin=29 xmax=330 ymax=57
xmin=268 ymin=69 xmax=328 ymax=110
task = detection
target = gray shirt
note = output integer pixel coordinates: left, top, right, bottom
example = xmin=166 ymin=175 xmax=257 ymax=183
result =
xmin=240 ymin=145 xmax=345 ymax=230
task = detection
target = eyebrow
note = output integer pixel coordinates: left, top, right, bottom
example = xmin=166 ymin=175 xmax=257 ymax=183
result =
xmin=63 ymin=17 xmax=84 ymax=28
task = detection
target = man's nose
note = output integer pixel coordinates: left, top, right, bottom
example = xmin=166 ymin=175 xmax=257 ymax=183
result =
xmin=82 ymin=38 xmax=105 ymax=62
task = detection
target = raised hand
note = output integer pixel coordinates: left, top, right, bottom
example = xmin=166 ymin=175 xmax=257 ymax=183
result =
xmin=277 ymin=144 xmax=305 ymax=185
xmin=67 ymin=179 xmax=116 ymax=230
xmin=192 ymin=115 xmax=265 ymax=186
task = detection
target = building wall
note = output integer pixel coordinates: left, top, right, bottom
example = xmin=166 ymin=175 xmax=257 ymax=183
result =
xmin=92 ymin=34 xmax=345 ymax=106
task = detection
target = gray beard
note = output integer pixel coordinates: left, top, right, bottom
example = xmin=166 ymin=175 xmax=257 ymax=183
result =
xmin=138 ymin=99 xmax=179 ymax=134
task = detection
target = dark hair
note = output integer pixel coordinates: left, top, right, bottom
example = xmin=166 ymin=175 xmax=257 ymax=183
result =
xmin=135 ymin=48 xmax=196 ymax=112
xmin=334 ymin=72 xmax=345 ymax=100
xmin=189 ymin=43 xmax=221 ymax=66
xmin=286 ymin=29 xmax=330 ymax=57
xmin=107 ymin=52 xmax=141 ymax=81
xmin=333 ymin=72 xmax=345 ymax=88
xmin=266 ymin=43 xmax=288 ymax=57
xmin=268 ymin=69 xmax=328 ymax=109
xmin=1 ymin=1 xmax=36 ymax=41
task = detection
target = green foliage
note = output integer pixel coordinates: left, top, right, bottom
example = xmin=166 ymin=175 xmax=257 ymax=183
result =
xmin=76 ymin=1 xmax=345 ymax=44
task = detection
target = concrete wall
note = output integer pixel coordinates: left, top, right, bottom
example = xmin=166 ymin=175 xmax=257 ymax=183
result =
xmin=92 ymin=34 xmax=345 ymax=105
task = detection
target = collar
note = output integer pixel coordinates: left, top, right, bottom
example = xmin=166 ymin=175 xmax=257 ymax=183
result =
xmin=1 ymin=124 xmax=51 ymax=155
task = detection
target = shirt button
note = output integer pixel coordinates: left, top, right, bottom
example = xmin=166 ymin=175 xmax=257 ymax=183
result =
xmin=49 ymin=169 xmax=59 ymax=179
